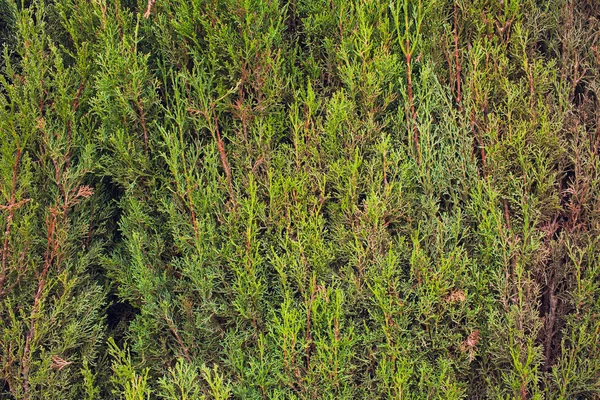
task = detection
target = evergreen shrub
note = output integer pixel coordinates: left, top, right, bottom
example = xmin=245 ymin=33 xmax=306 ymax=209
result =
xmin=1 ymin=0 xmax=599 ymax=398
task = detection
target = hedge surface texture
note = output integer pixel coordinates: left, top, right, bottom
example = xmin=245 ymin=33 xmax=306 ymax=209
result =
xmin=0 ymin=0 xmax=599 ymax=398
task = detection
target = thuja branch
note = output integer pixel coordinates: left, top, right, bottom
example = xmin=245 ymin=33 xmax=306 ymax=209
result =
xmin=214 ymin=116 xmax=235 ymax=207
xmin=0 ymin=148 xmax=29 ymax=297
xmin=189 ymin=106 xmax=237 ymax=209
xmin=453 ymin=1 xmax=462 ymax=108
xmin=392 ymin=0 xmax=423 ymax=163
xmin=21 ymin=185 xmax=94 ymax=398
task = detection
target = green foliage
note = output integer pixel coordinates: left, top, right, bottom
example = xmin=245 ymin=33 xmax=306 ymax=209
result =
xmin=1 ymin=0 xmax=599 ymax=398
xmin=0 ymin=0 xmax=15 ymax=53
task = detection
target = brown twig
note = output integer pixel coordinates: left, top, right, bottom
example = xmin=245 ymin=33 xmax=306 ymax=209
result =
xmin=453 ymin=2 xmax=462 ymax=108
xmin=503 ymin=199 xmax=512 ymax=231
xmin=22 ymin=206 xmax=60 ymax=398
xmin=213 ymin=116 xmax=236 ymax=207
xmin=0 ymin=149 xmax=24 ymax=295
xmin=66 ymin=81 xmax=85 ymax=168
xmin=166 ymin=317 xmax=192 ymax=364
xmin=304 ymin=276 xmax=318 ymax=372
xmin=137 ymin=99 xmax=149 ymax=151
xmin=22 ymin=186 xmax=93 ymax=398
xmin=405 ymin=43 xmax=420 ymax=163
xmin=543 ymin=275 xmax=558 ymax=372
xmin=143 ymin=0 xmax=156 ymax=19
xmin=470 ymin=112 xmax=487 ymax=177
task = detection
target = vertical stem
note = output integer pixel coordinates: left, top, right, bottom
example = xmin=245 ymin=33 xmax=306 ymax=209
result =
xmin=453 ymin=1 xmax=462 ymax=108
xmin=406 ymin=46 xmax=420 ymax=163
xmin=22 ymin=207 xmax=60 ymax=399
xmin=137 ymin=99 xmax=149 ymax=152
xmin=213 ymin=114 xmax=236 ymax=209
xmin=0 ymin=149 xmax=22 ymax=294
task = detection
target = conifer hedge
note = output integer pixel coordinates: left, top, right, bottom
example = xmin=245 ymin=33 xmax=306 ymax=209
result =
xmin=1 ymin=0 xmax=599 ymax=398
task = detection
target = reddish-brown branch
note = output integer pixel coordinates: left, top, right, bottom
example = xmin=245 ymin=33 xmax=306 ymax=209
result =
xmin=453 ymin=2 xmax=462 ymax=108
xmin=470 ymin=112 xmax=487 ymax=177
xmin=137 ymin=99 xmax=149 ymax=151
xmin=503 ymin=199 xmax=512 ymax=231
xmin=22 ymin=207 xmax=59 ymax=399
xmin=0 ymin=149 xmax=23 ymax=294
xmin=520 ymin=379 xmax=527 ymax=400
xmin=528 ymin=66 xmax=535 ymax=110
xmin=187 ymin=189 xmax=199 ymax=239
xmin=214 ymin=116 xmax=236 ymax=207
xmin=143 ymin=0 xmax=156 ymax=19
xmin=405 ymin=44 xmax=420 ymax=163
xmin=543 ymin=275 xmax=558 ymax=371
xmin=304 ymin=284 xmax=316 ymax=371
xmin=502 ymin=199 xmax=517 ymax=303
xmin=22 ymin=185 xmax=92 ymax=398
xmin=188 ymin=107 xmax=236 ymax=210
xmin=9 ymin=243 xmax=29 ymax=294
xmin=166 ymin=317 xmax=192 ymax=363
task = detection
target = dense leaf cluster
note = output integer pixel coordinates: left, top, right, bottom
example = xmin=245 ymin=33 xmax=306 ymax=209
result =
xmin=1 ymin=0 xmax=599 ymax=398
